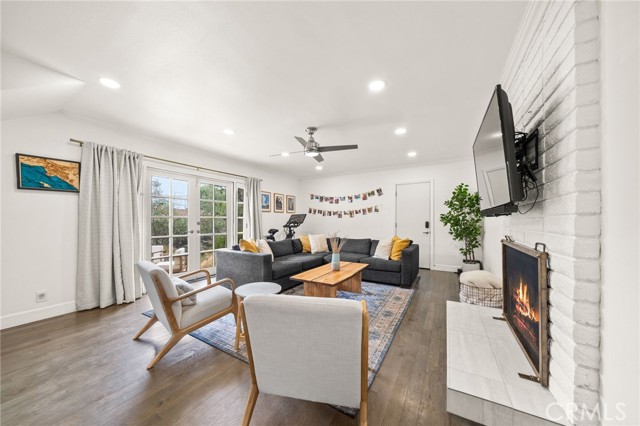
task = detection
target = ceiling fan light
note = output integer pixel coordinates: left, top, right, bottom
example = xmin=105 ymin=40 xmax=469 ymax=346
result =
xmin=305 ymin=151 xmax=319 ymax=157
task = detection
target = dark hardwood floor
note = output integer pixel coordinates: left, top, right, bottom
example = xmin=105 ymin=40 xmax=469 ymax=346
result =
xmin=1 ymin=270 xmax=476 ymax=426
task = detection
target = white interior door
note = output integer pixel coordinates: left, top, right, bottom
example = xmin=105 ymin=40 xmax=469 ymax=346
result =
xmin=396 ymin=182 xmax=432 ymax=268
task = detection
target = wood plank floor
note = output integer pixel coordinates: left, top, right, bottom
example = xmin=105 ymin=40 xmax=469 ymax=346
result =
xmin=1 ymin=270 xmax=477 ymax=426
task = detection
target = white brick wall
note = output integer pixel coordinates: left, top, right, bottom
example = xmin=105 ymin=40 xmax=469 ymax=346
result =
xmin=496 ymin=1 xmax=602 ymax=424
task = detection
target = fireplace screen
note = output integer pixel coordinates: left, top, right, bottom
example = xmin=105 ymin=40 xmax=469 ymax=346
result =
xmin=502 ymin=240 xmax=549 ymax=387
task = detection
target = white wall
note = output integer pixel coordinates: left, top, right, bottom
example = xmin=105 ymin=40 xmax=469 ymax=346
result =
xmin=297 ymin=158 xmax=477 ymax=271
xmin=599 ymin=1 xmax=640 ymax=425
xmin=483 ymin=2 xmax=603 ymax=423
xmin=0 ymin=112 xmax=301 ymax=328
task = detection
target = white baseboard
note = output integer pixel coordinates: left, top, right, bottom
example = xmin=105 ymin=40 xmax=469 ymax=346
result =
xmin=0 ymin=301 xmax=76 ymax=330
xmin=432 ymin=264 xmax=460 ymax=273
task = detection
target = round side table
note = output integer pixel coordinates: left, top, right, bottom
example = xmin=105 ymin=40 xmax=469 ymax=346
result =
xmin=234 ymin=282 xmax=281 ymax=350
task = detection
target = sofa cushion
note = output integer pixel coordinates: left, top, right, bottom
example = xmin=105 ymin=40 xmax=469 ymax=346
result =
xmin=278 ymin=253 xmax=325 ymax=269
xmin=370 ymin=240 xmax=379 ymax=256
xmin=268 ymin=239 xmax=294 ymax=258
xmin=271 ymin=261 xmax=302 ymax=279
xmin=360 ymin=257 xmax=402 ymax=273
xmin=323 ymin=252 xmax=369 ymax=263
xmin=340 ymin=238 xmax=372 ymax=255
xmin=291 ymin=239 xmax=303 ymax=254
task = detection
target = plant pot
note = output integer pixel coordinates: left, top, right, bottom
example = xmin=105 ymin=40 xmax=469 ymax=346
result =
xmin=331 ymin=253 xmax=341 ymax=271
xmin=461 ymin=260 xmax=481 ymax=272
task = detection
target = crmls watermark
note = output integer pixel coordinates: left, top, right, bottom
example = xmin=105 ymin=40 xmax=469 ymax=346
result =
xmin=546 ymin=402 xmax=627 ymax=422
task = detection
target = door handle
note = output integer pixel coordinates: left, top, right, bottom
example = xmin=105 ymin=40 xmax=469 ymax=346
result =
xmin=189 ymin=230 xmax=195 ymax=234
xmin=423 ymin=231 xmax=430 ymax=234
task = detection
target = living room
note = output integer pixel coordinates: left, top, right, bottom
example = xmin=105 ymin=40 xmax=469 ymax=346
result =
xmin=1 ymin=1 xmax=638 ymax=426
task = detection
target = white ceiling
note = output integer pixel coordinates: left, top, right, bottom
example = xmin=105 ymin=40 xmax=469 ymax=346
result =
xmin=1 ymin=1 xmax=527 ymax=177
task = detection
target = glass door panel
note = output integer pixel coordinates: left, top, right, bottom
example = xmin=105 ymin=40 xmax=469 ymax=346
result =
xmin=150 ymin=174 xmax=190 ymax=275
xmin=198 ymin=180 xmax=232 ymax=271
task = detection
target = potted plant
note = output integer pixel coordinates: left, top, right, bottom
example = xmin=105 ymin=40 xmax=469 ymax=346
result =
xmin=440 ymin=183 xmax=482 ymax=272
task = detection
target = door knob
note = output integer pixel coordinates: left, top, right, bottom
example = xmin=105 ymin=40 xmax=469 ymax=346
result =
xmin=189 ymin=230 xmax=195 ymax=234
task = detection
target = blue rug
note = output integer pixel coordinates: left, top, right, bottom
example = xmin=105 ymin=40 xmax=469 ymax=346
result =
xmin=143 ymin=280 xmax=416 ymax=416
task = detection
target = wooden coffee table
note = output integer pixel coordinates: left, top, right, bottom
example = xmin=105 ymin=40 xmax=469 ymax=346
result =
xmin=290 ymin=262 xmax=368 ymax=298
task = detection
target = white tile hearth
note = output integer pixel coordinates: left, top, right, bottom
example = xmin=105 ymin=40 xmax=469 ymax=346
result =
xmin=446 ymin=301 xmax=569 ymax=426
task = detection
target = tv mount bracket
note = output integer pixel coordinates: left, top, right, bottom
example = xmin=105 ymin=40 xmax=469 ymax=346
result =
xmin=515 ymin=129 xmax=540 ymax=182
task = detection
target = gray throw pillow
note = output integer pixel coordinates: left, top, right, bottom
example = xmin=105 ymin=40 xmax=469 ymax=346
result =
xmin=171 ymin=277 xmax=197 ymax=306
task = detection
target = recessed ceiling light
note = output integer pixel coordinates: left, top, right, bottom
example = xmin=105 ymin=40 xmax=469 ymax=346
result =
xmin=223 ymin=129 xmax=235 ymax=135
xmin=407 ymin=151 xmax=417 ymax=157
xmin=315 ymin=165 xmax=323 ymax=170
xmin=394 ymin=128 xmax=407 ymax=135
xmin=368 ymin=80 xmax=386 ymax=92
xmin=99 ymin=77 xmax=120 ymax=89
xmin=281 ymin=152 xmax=290 ymax=157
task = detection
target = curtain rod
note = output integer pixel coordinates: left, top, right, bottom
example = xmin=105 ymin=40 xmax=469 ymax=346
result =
xmin=69 ymin=138 xmax=257 ymax=181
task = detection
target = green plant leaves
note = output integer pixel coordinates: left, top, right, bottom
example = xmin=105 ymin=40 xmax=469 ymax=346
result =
xmin=439 ymin=183 xmax=482 ymax=261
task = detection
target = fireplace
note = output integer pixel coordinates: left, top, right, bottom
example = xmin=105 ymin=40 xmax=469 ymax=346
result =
xmin=502 ymin=240 xmax=549 ymax=387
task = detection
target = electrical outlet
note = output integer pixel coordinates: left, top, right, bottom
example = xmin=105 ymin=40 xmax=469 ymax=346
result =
xmin=36 ymin=290 xmax=47 ymax=303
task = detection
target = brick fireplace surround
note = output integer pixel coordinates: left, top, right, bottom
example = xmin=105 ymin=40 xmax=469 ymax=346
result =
xmin=482 ymin=1 xmax=602 ymax=424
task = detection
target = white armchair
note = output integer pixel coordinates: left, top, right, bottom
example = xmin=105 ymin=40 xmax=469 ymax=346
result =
xmin=241 ymin=294 xmax=369 ymax=425
xmin=134 ymin=261 xmax=238 ymax=369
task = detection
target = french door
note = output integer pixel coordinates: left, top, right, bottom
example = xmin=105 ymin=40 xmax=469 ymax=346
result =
xmin=147 ymin=169 xmax=242 ymax=275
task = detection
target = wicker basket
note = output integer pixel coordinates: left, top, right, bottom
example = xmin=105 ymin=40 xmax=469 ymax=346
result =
xmin=459 ymin=281 xmax=503 ymax=308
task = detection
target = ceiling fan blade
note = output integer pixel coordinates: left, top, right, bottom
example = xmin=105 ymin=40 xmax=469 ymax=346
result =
xmin=314 ymin=154 xmax=324 ymax=162
xmin=317 ymin=144 xmax=358 ymax=152
xmin=294 ymin=136 xmax=309 ymax=148
xmin=269 ymin=150 xmax=305 ymax=157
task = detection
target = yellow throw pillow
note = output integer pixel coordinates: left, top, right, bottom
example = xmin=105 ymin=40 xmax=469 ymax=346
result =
xmin=390 ymin=236 xmax=411 ymax=261
xmin=239 ymin=239 xmax=258 ymax=253
xmin=299 ymin=235 xmax=311 ymax=253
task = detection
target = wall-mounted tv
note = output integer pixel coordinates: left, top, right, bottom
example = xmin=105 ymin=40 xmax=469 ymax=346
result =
xmin=472 ymin=85 xmax=524 ymax=216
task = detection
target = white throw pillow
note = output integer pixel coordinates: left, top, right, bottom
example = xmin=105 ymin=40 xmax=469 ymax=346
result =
xmin=373 ymin=238 xmax=394 ymax=260
xmin=309 ymin=234 xmax=329 ymax=254
xmin=256 ymin=239 xmax=274 ymax=260
xmin=171 ymin=276 xmax=197 ymax=306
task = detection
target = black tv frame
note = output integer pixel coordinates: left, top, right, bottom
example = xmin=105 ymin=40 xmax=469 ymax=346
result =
xmin=473 ymin=84 xmax=525 ymax=217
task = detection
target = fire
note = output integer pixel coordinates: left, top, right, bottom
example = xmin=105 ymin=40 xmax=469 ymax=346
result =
xmin=515 ymin=277 xmax=538 ymax=322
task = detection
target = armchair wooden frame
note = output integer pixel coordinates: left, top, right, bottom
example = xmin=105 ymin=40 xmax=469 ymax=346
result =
xmin=133 ymin=269 xmax=238 ymax=369
xmin=241 ymin=300 xmax=369 ymax=426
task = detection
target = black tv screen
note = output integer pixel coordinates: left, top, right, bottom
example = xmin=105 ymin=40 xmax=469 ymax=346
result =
xmin=473 ymin=85 xmax=524 ymax=216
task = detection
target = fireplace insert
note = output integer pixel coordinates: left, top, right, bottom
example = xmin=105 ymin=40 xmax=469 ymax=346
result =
xmin=501 ymin=240 xmax=549 ymax=387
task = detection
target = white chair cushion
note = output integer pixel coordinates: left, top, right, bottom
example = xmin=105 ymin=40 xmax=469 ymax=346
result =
xmin=179 ymin=285 xmax=233 ymax=328
xmin=243 ymin=294 xmax=363 ymax=408
xmin=309 ymin=234 xmax=329 ymax=254
xmin=373 ymin=238 xmax=393 ymax=259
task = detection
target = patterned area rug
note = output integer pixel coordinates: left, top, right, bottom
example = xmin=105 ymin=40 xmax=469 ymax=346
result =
xmin=143 ymin=280 xmax=416 ymax=416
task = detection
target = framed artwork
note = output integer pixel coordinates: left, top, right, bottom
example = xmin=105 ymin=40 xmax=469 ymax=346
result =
xmin=16 ymin=153 xmax=80 ymax=193
xmin=274 ymin=193 xmax=285 ymax=213
xmin=261 ymin=191 xmax=271 ymax=212
xmin=286 ymin=195 xmax=296 ymax=213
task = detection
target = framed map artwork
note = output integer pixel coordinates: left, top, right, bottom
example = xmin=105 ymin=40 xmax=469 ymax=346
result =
xmin=16 ymin=153 xmax=80 ymax=193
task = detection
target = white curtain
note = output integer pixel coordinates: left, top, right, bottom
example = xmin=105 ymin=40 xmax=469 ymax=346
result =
xmin=245 ymin=177 xmax=263 ymax=241
xmin=76 ymin=142 xmax=144 ymax=310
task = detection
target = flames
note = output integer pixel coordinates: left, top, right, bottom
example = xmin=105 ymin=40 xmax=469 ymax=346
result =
xmin=515 ymin=277 xmax=538 ymax=322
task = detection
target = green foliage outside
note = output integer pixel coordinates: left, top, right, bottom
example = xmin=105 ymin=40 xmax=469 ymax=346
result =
xmin=440 ymin=183 xmax=482 ymax=262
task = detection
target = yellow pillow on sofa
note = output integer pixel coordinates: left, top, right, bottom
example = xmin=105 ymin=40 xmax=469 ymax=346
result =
xmin=390 ymin=236 xmax=411 ymax=261
xmin=239 ymin=239 xmax=259 ymax=253
xmin=299 ymin=235 xmax=311 ymax=253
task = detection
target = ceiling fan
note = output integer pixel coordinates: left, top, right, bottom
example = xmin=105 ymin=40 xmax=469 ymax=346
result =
xmin=270 ymin=127 xmax=358 ymax=163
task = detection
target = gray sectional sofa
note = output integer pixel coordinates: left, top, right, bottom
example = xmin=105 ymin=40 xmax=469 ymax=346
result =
xmin=215 ymin=238 xmax=419 ymax=292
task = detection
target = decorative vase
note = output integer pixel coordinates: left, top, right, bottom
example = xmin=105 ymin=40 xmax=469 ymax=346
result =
xmin=331 ymin=253 xmax=341 ymax=271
